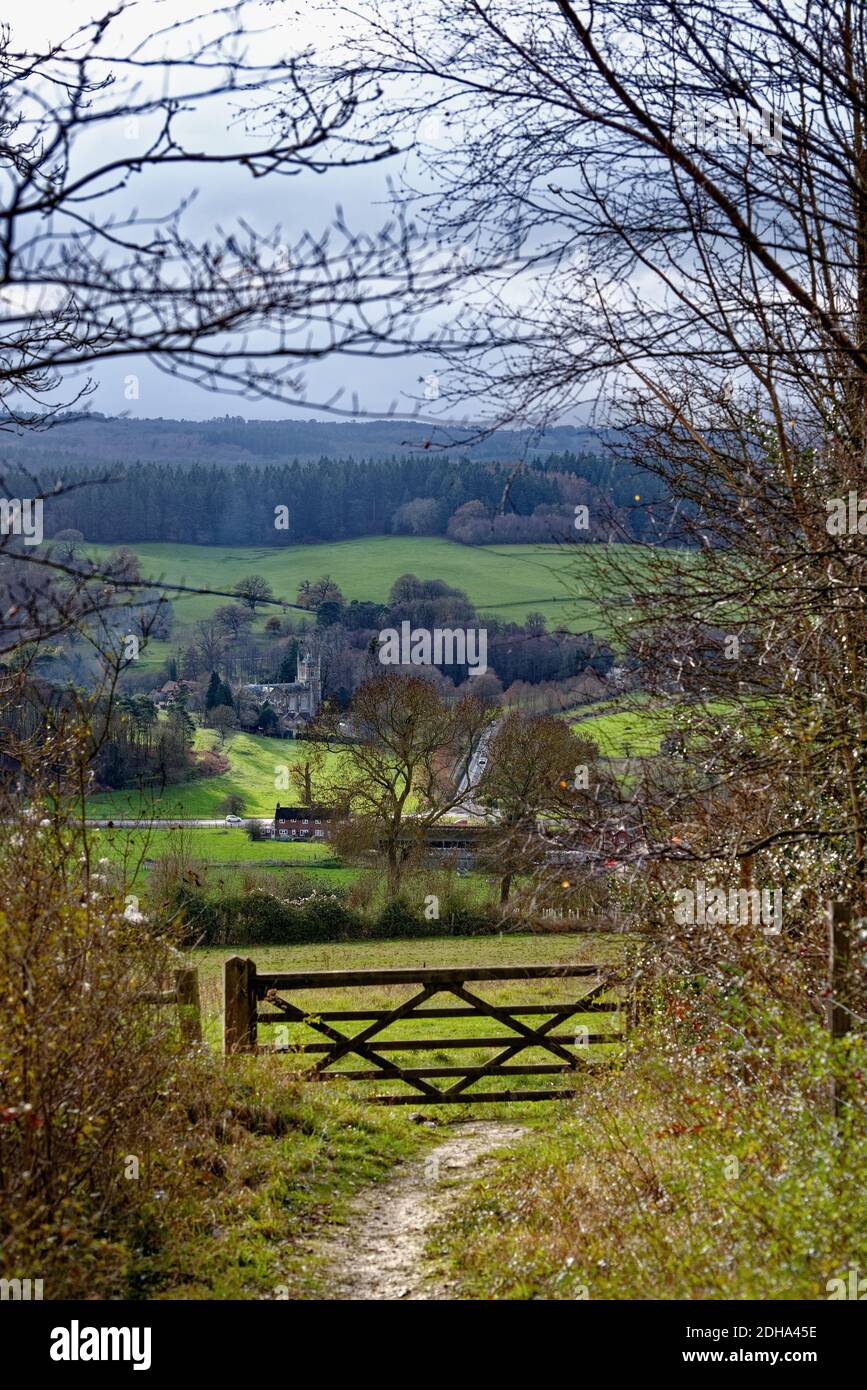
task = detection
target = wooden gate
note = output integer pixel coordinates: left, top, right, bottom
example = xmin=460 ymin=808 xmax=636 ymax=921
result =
xmin=223 ymin=957 xmax=624 ymax=1104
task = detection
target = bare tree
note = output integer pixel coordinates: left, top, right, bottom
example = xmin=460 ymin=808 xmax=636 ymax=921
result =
xmin=0 ymin=2 xmax=464 ymax=427
xmin=215 ymin=604 xmax=255 ymax=638
xmin=0 ymin=1 xmax=484 ymax=658
xmin=193 ymin=620 xmax=226 ymax=673
xmin=304 ymin=672 xmax=488 ymax=896
xmin=478 ymin=711 xmax=596 ymax=902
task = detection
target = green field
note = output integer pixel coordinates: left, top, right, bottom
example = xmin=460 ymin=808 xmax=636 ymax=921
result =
xmin=92 ymin=825 xmax=357 ymax=892
xmin=193 ymin=934 xmax=624 ymax=990
xmin=97 ymin=827 xmax=336 ymax=866
xmin=571 ymin=696 xmax=737 ymax=757
xmin=89 ymin=537 xmax=642 ymax=646
xmin=93 ymin=825 xmax=343 ymax=888
xmin=95 ymin=825 xmax=493 ymax=898
xmin=86 ymin=727 xmax=341 ymax=819
xmin=572 ymin=703 xmax=668 ymax=756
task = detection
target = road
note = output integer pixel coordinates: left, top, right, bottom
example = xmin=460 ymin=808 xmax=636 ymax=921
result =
xmin=84 ymin=818 xmax=272 ymax=829
xmin=455 ymin=719 xmax=499 ymax=813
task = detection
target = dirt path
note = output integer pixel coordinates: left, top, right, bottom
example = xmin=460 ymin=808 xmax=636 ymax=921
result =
xmin=315 ymin=1120 xmax=526 ymax=1300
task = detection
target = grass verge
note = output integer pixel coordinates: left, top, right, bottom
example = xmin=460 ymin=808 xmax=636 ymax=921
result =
xmin=130 ymin=1055 xmax=435 ymax=1300
xmin=428 ymin=1034 xmax=867 ymax=1299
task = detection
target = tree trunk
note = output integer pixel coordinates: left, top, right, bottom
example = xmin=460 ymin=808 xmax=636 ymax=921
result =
xmin=386 ymin=845 xmax=402 ymax=899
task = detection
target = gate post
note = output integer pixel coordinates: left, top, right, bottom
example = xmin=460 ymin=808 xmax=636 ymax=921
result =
xmin=627 ymin=940 xmax=649 ymax=1032
xmin=175 ymin=965 xmax=202 ymax=1046
xmin=223 ymin=955 xmax=257 ymax=1055
xmin=826 ymin=902 xmax=851 ymax=1119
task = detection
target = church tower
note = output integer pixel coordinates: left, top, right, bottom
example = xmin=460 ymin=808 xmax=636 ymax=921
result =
xmin=296 ymin=649 xmax=321 ymax=715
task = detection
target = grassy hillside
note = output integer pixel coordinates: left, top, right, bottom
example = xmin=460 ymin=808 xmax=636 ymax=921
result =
xmin=571 ymin=703 xmax=668 ymax=756
xmin=88 ymin=536 xmax=640 ymax=638
xmin=571 ymin=696 xmax=739 ymax=757
xmin=86 ymin=728 xmax=340 ymax=818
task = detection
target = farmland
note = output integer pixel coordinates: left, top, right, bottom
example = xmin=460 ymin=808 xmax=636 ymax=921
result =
xmin=568 ymin=692 xmax=664 ymax=756
xmin=98 ymin=827 xmax=335 ymax=866
xmin=93 ymin=824 xmax=350 ymax=891
xmin=85 ymin=727 xmax=341 ymax=819
xmin=569 ymin=695 xmax=740 ymax=757
xmin=95 ymin=823 xmax=494 ymax=899
xmin=88 ymin=536 xmax=643 ymax=652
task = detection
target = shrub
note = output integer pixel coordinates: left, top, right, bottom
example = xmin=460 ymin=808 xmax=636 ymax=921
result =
xmin=175 ymin=886 xmax=501 ymax=946
xmin=435 ymin=1004 xmax=867 ymax=1300
xmin=0 ymin=811 xmax=185 ymax=1296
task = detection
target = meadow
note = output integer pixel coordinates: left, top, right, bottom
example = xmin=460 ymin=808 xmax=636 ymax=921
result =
xmin=570 ymin=695 xmax=739 ymax=757
xmin=86 ymin=727 xmax=341 ymax=819
xmin=97 ymin=827 xmax=335 ymax=865
xmin=88 ymin=536 xmax=644 ymax=656
xmin=97 ymin=830 xmax=494 ymax=900
xmin=92 ymin=823 xmax=353 ymax=890
xmin=570 ymin=702 xmax=669 ymax=756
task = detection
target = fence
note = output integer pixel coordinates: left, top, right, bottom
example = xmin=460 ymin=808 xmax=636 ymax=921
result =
xmin=144 ymin=898 xmax=858 ymax=1111
xmin=139 ymin=965 xmax=202 ymax=1046
xmin=223 ymin=956 xmax=624 ymax=1104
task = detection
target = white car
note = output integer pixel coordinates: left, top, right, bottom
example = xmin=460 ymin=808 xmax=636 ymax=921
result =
xmin=225 ymin=814 xmax=244 ymax=825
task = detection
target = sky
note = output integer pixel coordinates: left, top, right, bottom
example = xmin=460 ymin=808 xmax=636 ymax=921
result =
xmin=4 ymin=0 xmax=450 ymax=423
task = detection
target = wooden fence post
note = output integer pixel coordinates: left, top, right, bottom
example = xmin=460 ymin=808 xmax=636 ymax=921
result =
xmin=627 ymin=940 xmax=648 ymax=1032
xmin=826 ymin=901 xmax=851 ymax=1119
xmin=174 ymin=966 xmax=202 ymax=1046
xmin=223 ymin=955 xmax=257 ymax=1056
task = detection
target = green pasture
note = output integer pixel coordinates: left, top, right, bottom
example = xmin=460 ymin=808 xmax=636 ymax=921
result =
xmin=572 ymin=705 xmax=668 ymax=757
xmin=92 ymin=824 xmax=343 ymax=889
xmin=86 ymin=728 xmax=341 ymax=819
xmin=87 ymin=536 xmax=650 ymax=639
xmin=91 ymin=824 xmax=493 ymax=901
xmin=95 ymin=826 xmax=336 ymax=866
xmin=571 ymin=696 xmax=740 ymax=758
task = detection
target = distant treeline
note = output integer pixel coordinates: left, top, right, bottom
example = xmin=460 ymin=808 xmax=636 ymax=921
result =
xmin=0 ymin=412 xmax=614 ymax=466
xmin=15 ymin=451 xmax=671 ymax=546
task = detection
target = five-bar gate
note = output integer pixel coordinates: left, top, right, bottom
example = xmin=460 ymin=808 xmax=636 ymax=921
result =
xmin=223 ymin=957 xmax=624 ymax=1104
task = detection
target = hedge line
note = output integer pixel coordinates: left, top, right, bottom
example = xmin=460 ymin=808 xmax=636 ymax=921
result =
xmin=178 ymin=889 xmax=502 ymax=946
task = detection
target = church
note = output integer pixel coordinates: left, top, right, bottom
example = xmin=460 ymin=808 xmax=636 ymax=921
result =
xmin=242 ymin=649 xmax=322 ymax=731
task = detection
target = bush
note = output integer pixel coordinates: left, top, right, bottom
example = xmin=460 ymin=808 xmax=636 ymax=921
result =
xmin=434 ymin=1005 xmax=867 ymax=1300
xmin=0 ymin=810 xmax=185 ymax=1296
xmin=176 ymin=887 xmax=501 ymax=946
xmin=0 ymin=807 xmax=424 ymax=1301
